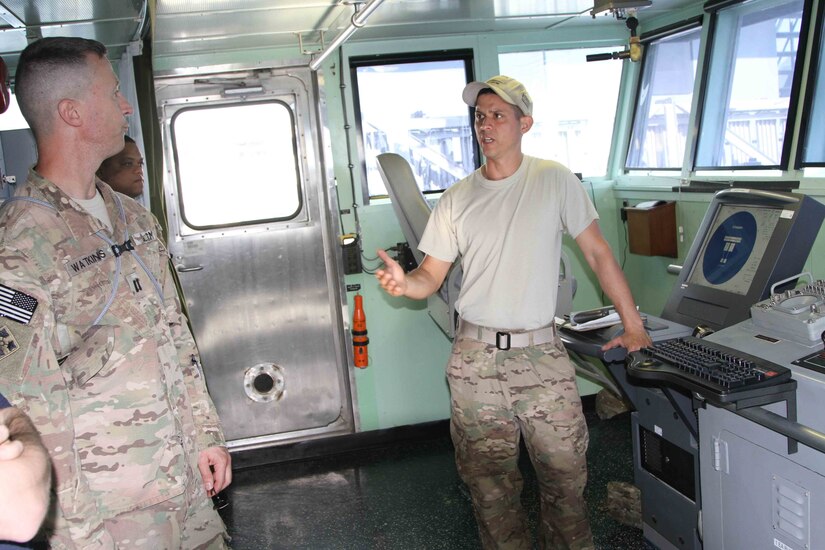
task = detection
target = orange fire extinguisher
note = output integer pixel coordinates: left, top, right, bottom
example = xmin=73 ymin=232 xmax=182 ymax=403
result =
xmin=352 ymin=293 xmax=369 ymax=368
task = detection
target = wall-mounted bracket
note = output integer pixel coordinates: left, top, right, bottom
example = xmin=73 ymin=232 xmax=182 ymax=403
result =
xmin=297 ymin=30 xmax=326 ymax=56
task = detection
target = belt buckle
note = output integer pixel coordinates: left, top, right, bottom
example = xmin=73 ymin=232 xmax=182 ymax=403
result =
xmin=495 ymin=331 xmax=511 ymax=351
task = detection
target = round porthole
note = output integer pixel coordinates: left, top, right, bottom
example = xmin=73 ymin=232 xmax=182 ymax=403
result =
xmin=243 ymin=363 xmax=286 ymax=403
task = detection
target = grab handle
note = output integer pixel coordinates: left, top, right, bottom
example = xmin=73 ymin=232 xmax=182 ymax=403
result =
xmin=770 ymin=272 xmax=812 ymax=295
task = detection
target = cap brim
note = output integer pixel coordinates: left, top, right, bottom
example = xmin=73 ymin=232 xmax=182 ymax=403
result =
xmin=462 ymin=81 xmax=490 ymax=108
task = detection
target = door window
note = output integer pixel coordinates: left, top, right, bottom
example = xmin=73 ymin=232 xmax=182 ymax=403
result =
xmin=171 ymin=101 xmax=302 ymax=229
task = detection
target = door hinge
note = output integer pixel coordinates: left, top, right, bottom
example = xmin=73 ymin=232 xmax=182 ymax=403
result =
xmin=713 ymin=436 xmax=728 ymax=473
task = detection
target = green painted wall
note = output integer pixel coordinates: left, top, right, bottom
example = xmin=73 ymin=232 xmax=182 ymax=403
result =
xmin=342 ymin=205 xmax=453 ymax=431
xmin=152 ymin=6 xmax=825 ymax=433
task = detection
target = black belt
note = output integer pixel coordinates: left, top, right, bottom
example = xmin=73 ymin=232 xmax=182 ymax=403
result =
xmin=458 ymin=319 xmax=557 ymax=351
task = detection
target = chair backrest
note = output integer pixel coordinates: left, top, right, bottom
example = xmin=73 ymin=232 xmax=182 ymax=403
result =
xmin=376 ymin=153 xmax=430 ymax=266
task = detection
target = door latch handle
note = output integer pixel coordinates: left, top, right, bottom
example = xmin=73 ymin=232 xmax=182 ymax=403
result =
xmin=176 ymin=265 xmax=204 ymax=272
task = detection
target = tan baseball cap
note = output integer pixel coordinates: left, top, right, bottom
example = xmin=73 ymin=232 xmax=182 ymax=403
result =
xmin=462 ymin=75 xmax=533 ymax=116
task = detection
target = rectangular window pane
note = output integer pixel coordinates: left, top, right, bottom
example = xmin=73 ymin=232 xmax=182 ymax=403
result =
xmin=0 ymin=94 xmax=30 ymax=132
xmin=626 ymin=27 xmax=702 ymax=169
xmin=354 ymin=58 xmax=475 ymax=198
xmin=171 ymin=101 xmax=302 ymax=228
xmin=801 ymin=10 xmax=825 ymax=165
xmin=499 ymin=47 xmax=623 ymax=177
xmin=696 ymin=0 xmax=805 ymax=169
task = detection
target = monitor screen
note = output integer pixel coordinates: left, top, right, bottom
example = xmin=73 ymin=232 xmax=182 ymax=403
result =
xmin=662 ymin=189 xmax=825 ymax=331
xmin=685 ymin=204 xmax=782 ymax=296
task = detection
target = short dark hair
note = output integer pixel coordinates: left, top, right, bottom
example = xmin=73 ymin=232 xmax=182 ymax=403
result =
xmin=14 ymin=37 xmax=107 ymax=139
xmin=476 ymin=88 xmax=525 ymax=118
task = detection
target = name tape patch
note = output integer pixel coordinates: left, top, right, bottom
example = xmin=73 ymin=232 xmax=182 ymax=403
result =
xmin=65 ymin=248 xmax=108 ymax=277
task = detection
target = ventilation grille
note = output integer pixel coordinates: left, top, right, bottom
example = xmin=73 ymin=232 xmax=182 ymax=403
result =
xmin=772 ymin=475 xmax=809 ymax=547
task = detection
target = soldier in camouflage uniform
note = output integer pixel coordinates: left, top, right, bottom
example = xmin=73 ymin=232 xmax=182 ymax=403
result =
xmin=0 ymin=37 xmax=231 ymax=548
xmin=375 ymin=76 xmax=651 ymax=549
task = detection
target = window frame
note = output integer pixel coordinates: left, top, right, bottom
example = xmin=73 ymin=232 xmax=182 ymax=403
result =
xmin=693 ymin=0 xmax=813 ymax=171
xmin=169 ymin=100 xmax=304 ymax=231
xmin=796 ymin=0 xmax=825 ymax=168
xmin=624 ymin=17 xmax=704 ymax=172
xmin=349 ymin=49 xmax=476 ymax=202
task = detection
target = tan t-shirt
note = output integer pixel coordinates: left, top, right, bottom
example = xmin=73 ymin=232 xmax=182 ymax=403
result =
xmin=73 ymin=189 xmax=114 ymax=232
xmin=419 ymin=155 xmax=598 ymax=330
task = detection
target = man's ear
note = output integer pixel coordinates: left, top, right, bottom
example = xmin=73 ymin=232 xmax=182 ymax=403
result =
xmin=57 ymin=98 xmax=82 ymax=127
xmin=520 ymin=115 xmax=534 ymax=134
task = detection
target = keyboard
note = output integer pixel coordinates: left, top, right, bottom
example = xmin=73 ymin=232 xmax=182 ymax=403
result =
xmin=627 ymin=336 xmax=792 ymax=402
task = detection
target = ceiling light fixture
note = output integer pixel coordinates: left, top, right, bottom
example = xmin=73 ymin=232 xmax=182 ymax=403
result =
xmin=591 ymin=0 xmax=652 ymax=18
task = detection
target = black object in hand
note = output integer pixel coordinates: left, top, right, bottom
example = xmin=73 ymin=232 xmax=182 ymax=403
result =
xmin=571 ymin=308 xmax=614 ymax=324
xmin=212 ymin=491 xmax=229 ymax=510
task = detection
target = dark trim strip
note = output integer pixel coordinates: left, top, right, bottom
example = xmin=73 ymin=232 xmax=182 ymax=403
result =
xmin=640 ymin=15 xmax=704 ymax=44
xmin=703 ymin=0 xmax=747 ymax=13
xmin=232 ymin=420 xmax=451 ymax=470
xmin=780 ymin=0 xmax=815 ymax=169
xmin=231 ymin=394 xmax=599 ymax=470
xmin=797 ymin=0 xmax=825 ymax=168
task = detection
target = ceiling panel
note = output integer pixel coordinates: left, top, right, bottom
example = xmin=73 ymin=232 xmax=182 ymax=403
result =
xmin=0 ymin=0 xmax=143 ymax=24
xmin=0 ymin=0 xmax=700 ymax=74
xmin=0 ymin=0 xmax=144 ymax=75
xmin=151 ymin=0 xmax=700 ymax=62
xmin=156 ymin=0 xmax=337 ymax=14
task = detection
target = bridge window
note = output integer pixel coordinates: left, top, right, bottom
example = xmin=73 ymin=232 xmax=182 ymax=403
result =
xmin=351 ymin=51 xmax=475 ymax=200
xmin=799 ymin=3 xmax=825 ymax=167
xmin=695 ymin=0 xmax=806 ymax=170
xmin=625 ymin=25 xmax=703 ymax=170
xmin=171 ymin=101 xmax=302 ymax=229
xmin=499 ymin=46 xmax=623 ymax=178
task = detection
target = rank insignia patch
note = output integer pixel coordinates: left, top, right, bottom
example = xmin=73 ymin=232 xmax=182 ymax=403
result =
xmin=0 ymin=284 xmax=38 ymax=325
xmin=0 ymin=325 xmax=20 ymax=361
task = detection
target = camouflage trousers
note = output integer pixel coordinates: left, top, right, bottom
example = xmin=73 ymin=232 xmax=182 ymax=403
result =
xmin=447 ymin=331 xmax=594 ymax=550
xmin=102 ymin=473 xmax=230 ymax=550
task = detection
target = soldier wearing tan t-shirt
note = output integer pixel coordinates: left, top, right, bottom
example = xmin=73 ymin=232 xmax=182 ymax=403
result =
xmin=376 ymin=75 xmax=651 ymax=550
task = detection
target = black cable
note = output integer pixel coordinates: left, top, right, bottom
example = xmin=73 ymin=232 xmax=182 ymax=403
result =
xmin=360 ymin=243 xmax=414 ymax=275
xmin=621 ymin=219 xmax=629 ymax=270
xmin=336 ymin=48 xmax=372 ymax=262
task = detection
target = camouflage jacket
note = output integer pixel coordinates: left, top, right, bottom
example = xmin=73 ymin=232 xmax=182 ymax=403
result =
xmin=0 ymin=170 xmax=225 ymax=549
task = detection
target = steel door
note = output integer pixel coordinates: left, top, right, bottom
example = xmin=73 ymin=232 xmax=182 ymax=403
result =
xmin=156 ymin=67 xmax=355 ymax=450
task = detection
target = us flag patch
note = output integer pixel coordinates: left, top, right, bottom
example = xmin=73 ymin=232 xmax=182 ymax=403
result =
xmin=0 ymin=284 xmax=38 ymax=325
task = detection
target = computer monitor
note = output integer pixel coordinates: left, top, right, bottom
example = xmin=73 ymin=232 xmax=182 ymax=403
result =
xmin=661 ymin=189 xmax=825 ymax=331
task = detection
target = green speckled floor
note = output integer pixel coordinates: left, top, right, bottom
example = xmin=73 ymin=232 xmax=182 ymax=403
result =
xmin=220 ymin=410 xmax=656 ymax=549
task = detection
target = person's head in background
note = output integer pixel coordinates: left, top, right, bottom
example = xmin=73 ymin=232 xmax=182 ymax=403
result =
xmin=97 ymin=135 xmax=144 ymax=198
